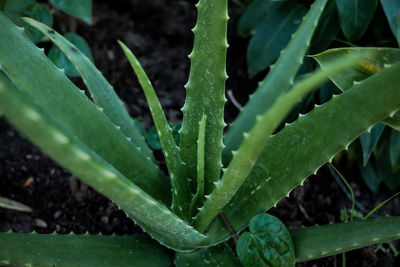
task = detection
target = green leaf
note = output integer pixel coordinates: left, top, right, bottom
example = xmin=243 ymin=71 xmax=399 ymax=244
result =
xmin=359 ymin=160 xmax=381 ymax=193
xmin=310 ymin=0 xmax=340 ymax=53
xmin=24 ymin=3 xmax=52 ymax=43
xmin=237 ymin=0 xmax=282 ymax=37
xmin=189 ymin=115 xmax=207 ymax=218
xmin=312 ymin=47 xmax=400 ymax=130
xmin=380 ymin=0 xmax=400 ymax=46
xmin=146 ymin=122 xmax=181 ymax=150
xmin=384 ymin=113 xmax=400 ymax=130
xmin=119 ymin=41 xmax=190 ymax=218
xmin=0 ymin=232 xmax=173 ymax=267
xmin=0 ymin=73 xmax=206 ymax=250
xmin=3 ymin=0 xmax=36 ymax=23
xmin=0 ymin=196 xmax=32 ymax=212
xmin=360 ymin=122 xmax=385 ymax=165
xmin=371 ymin=4 xmax=396 ymax=46
xmin=3 ymin=0 xmax=35 ymax=13
xmin=312 ymin=47 xmax=400 ymax=90
xmin=390 ymin=129 xmax=400 ymax=169
xmin=223 ymin=0 xmax=328 ymax=165
xmin=147 ymin=126 xmax=163 ymax=150
xmin=246 ymin=1 xmax=307 ymax=77
xmin=175 ymin=243 xmax=241 ymax=267
xmin=134 ymin=118 xmax=146 ymax=136
xmin=236 ymin=214 xmax=295 ymax=267
xmin=49 ymin=0 xmax=92 ymax=24
xmin=48 ymin=33 xmax=93 ymax=77
xmin=4 ymin=1 xmax=53 ymax=43
xmin=194 ymin=52 xmax=360 ymax=232
xmin=179 ymin=0 xmax=228 ymax=197
xmin=364 ymin=191 xmax=400 ymax=219
xmin=24 ymin=18 xmax=156 ymax=164
xmin=375 ymin=137 xmax=400 ymax=190
xmin=206 ymin=61 xmax=400 ymax=244
xmin=335 ymin=0 xmax=378 ymax=42
xmin=0 ymin=13 xmax=169 ymax=204
xmin=291 ymin=216 xmax=400 ymax=262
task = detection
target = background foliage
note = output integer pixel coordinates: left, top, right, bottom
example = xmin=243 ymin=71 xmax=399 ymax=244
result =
xmin=238 ymin=0 xmax=400 ymax=193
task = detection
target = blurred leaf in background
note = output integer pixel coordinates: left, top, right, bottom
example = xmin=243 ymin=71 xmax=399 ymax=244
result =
xmin=309 ymin=0 xmax=340 ymax=53
xmin=380 ymin=0 xmax=400 ymax=46
xmin=375 ymin=136 xmax=400 ymax=190
xmin=1 ymin=0 xmax=94 ymax=78
xmin=146 ymin=122 xmax=181 ymax=151
xmin=239 ymin=0 xmax=400 ymax=193
xmin=238 ymin=0 xmax=307 ymax=77
xmin=360 ymin=123 xmax=385 ymax=166
xmin=390 ymin=130 xmax=400 ymax=171
xmin=3 ymin=0 xmax=52 ymax=43
xmin=49 ymin=0 xmax=92 ymax=24
xmin=336 ymin=0 xmax=378 ymax=42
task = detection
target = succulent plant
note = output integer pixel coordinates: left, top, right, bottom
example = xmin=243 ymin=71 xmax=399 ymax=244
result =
xmin=0 ymin=0 xmax=399 ymax=266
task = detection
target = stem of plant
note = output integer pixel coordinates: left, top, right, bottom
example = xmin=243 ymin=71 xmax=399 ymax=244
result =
xmin=218 ymin=212 xmax=238 ymax=244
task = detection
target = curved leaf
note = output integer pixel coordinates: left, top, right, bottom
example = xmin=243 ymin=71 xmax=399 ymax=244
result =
xmin=119 ymin=41 xmax=190 ymax=218
xmin=0 ymin=12 xmax=170 ymax=203
xmin=359 ymin=160 xmax=381 ymax=193
xmin=237 ymin=214 xmax=295 ymax=267
xmin=223 ymin=0 xmax=328 ymax=165
xmin=390 ymin=129 xmax=400 ymax=169
xmin=291 ymin=216 xmax=400 ymax=262
xmin=179 ymin=0 xmax=228 ymax=197
xmin=206 ymin=61 xmax=400 ymax=244
xmin=360 ymin=122 xmax=385 ymax=165
xmin=336 ymin=0 xmax=378 ymax=42
xmin=48 ymin=32 xmax=93 ymax=77
xmin=374 ymin=137 xmax=400 ymax=190
xmin=310 ymin=0 xmax=340 ymax=53
xmin=147 ymin=126 xmax=163 ymax=150
xmin=0 ymin=73 xmax=206 ymax=250
xmin=246 ymin=1 xmax=307 ymax=77
xmin=238 ymin=0 xmax=282 ymax=37
xmin=146 ymin=122 xmax=181 ymax=150
xmin=312 ymin=47 xmax=400 ymax=90
xmin=0 ymin=232 xmax=172 ymax=267
xmin=380 ymin=0 xmax=400 ymax=46
xmin=312 ymin=47 xmax=400 ymax=130
xmin=194 ymin=53 xmax=361 ymax=232
xmin=189 ymin=115 xmax=207 ymax=219
xmin=385 ymin=113 xmax=400 ymax=130
xmin=24 ymin=18 xmax=155 ymax=163
xmin=4 ymin=1 xmax=52 ymax=43
xmin=49 ymin=0 xmax=92 ymax=24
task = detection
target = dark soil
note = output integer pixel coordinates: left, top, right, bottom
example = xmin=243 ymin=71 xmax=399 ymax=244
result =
xmin=0 ymin=0 xmax=399 ymax=266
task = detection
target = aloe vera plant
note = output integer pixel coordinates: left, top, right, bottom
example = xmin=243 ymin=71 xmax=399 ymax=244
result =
xmin=1 ymin=0 xmax=400 ymax=266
